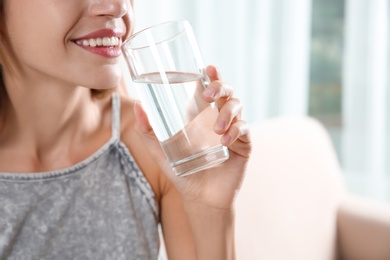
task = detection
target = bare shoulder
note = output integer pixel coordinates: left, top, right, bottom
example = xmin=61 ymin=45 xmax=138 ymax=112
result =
xmin=117 ymin=94 xmax=165 ymax=202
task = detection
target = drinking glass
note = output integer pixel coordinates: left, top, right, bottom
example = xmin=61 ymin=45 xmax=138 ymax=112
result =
xmin=122 ymin=20 xmax=229 ymax=176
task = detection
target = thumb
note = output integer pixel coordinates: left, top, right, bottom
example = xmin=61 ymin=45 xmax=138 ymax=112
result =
xmin=206 ymin=65 xmax=221 ymax=81
xmin=134 ymin=101 xmax=154 ymax=134
xmin=133 ymin=101 xmax=172 ymax=173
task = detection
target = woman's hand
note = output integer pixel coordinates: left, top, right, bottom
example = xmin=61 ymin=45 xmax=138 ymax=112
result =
xmin=134 ymin=65 xmax=252 ymax=210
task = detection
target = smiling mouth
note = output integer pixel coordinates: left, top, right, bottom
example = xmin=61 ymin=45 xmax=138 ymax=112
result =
xmin=74 ymin=37 xmax=121 ymax=47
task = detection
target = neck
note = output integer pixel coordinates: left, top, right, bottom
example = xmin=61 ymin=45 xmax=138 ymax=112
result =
xmin=0 ymin=71 xmax=103 ymax=161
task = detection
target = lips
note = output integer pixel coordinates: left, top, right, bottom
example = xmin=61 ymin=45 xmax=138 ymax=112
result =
xmin=72 ymin=28 xmax=124 ymax=58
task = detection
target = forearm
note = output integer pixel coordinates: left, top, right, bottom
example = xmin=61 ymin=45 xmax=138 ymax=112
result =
xmin=183 ymin=202 xmax=236 ymax=260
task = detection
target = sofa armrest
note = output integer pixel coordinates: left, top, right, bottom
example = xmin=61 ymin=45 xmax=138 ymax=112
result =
xmin=337 ymin=195 xmax=390 ymax=260
xmin=236 ymin=117 xmax=344 ymax=260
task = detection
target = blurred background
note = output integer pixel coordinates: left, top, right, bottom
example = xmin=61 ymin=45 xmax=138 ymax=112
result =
xmin=125 ymin=0 xmax=390 ymax=202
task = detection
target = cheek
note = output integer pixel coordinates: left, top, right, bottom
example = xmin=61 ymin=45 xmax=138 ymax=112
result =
xmin=122 ymin=1 xmax=135 ymax=39
xmin=5 ymin=1 xmax=75 ymax=67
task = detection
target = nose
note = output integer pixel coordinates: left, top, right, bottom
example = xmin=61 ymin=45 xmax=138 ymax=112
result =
xmin=89 ymin=0 xmax=129 ymax=18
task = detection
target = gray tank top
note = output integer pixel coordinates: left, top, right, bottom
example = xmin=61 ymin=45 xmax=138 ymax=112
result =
xmin=0 ymin=93 xmax=160 ymax=260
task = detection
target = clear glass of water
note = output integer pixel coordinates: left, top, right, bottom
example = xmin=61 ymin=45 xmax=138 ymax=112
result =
xmin=122 ymin=20 xmax=229 ymax=176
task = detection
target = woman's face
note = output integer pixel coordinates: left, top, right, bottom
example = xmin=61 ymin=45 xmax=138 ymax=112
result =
xmin=4 ymin=0 xmax=133 ymax=89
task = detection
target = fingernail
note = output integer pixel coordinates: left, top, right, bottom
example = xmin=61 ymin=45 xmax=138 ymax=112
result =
xmin=215 ymin=120 xmax=226 ymax=131
xmin=203 ymin=88 xmax=215 ymax=98
xmin=222 ymin=134 xmax=232 ymax=145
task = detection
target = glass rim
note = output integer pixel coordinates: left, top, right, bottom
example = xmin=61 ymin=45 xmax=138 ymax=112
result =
xmin=122 ymin=20 xmax=190 ymax=50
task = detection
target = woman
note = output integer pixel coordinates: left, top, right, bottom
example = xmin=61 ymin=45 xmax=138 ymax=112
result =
xmin=0 ymin=0 xmax=251 ymax=259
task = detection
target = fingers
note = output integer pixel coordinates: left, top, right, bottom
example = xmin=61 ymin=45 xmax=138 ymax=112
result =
xmin=213 ymin=98 xmax=242 ymax=135
xmin=206 ymin=65 xmax=221 ymax=81
xmin=203 ymin=65 xmax=251 ymax=149
xmin=202 ymin=65 xmax=234 ymax=111
xmin=202 ymin=80 xmax=234 ymax=104
xmin=221 ymin=120 xmax=251 ymax=148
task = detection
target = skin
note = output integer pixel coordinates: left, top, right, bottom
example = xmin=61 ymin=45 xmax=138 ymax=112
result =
xmin=0 ymin=0 xmax=252 ymax=259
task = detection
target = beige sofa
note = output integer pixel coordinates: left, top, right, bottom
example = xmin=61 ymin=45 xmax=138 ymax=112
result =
xmin=236 ymin=117 xmax=390 ymax=260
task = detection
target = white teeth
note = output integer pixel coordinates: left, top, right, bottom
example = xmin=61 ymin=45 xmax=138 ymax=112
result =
xmin=78 ymin=37 xmax=121 ymax=47
xmin=111 ymin=37 xmax=118 ymax=45
xmin=89 ymin=39 xmax=97 ymax=47
xmin=103 ymin=37 xmax=111 ymax=46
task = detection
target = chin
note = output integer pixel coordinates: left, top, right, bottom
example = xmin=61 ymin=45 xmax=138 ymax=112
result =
xmin=91 ymin=80 xmax=119 ymax=90
xmin=89 ymin=71 xmax=122 ymax=89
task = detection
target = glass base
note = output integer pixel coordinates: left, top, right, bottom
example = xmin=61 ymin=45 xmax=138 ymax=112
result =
xmin=171 ymin=146 xmax=229 ymax=177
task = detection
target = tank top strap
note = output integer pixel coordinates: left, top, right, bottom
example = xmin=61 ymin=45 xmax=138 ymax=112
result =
xmin=111 ymin=93 xmax=121 ymax=140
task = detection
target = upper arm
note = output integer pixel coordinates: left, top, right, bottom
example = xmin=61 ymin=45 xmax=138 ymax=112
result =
xmin=117 ymin=93 xmax=197 ymax=259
